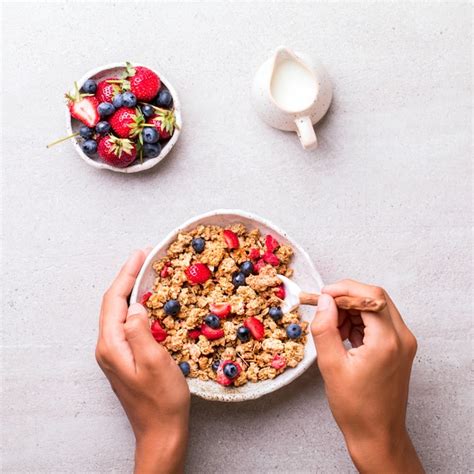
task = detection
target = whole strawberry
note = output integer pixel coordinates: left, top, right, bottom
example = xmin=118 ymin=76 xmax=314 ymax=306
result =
xmin=123 ymin=62 xmax=160 ymax=101
xmin=95 ymin=78 xmax=121 ymax=103
xmin=65 ymin=82 xmax=99 ymax=127
xmin=108 ymin=107 xmax=146 ymax=139
xmin=147 ymin=108 xmax=177 ymax=140
xmin=97 ymin=135 xmax=137 ymax=168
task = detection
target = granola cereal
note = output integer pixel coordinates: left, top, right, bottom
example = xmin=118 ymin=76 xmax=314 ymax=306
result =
xmin=144 ymin=224 xmax=307 ymax=387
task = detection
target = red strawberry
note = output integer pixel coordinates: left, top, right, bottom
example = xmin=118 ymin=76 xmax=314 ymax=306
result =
xmin=201 ymin=323 xmax=224 ymax=340
xmin=244 ymin=317 xmax=264 ymax=341
xmin=151 ymin=320 xmax=167 ymax=342
xmin=65 ymin=83 xmax=99 ymax=127
xmin=265 ymin=235 xmax=280 ymax=253
xmin=123 ymin=62 xmax=160 ymax=101
xmin=223 ymin=229 xmax=239 ymax=249
xmin=274 ymin=285 xmax=286 ymax=300
xmin=141 ymin=291 xmax=152 ymax=304
xmin=216 ymin=360 xmax=242 ymax=386
xmin=263 ymin=251 xmax=280 ymax=266
xmin=185 ymin=263 xmax=212 ymax=285
xmin=147 ymin=109 xmax=176 ymax=139
xmin=209 ymin=302 xmax=231 ymax=318
xmin=271 ymin=354 xmax=287 ymax=370
xmin=160 ymin=262 xmax=171 ymax=278
xmin=95 ymin=78 xmax=121 ymax=103
xmin=248 ymin=248 xmax=261 ymax=260
xmin=97 ymin=135 xmax=137 ymax=168
xmin=188 ymin=328 xmax=201 ymax=339
xmin=254 ymin=259 xmax=267 ymax=273
xmin=109 ymin=107 xmax=146 ymax=138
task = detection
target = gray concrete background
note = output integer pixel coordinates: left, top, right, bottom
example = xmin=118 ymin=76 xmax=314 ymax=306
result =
xmin=1 ymin=2 xmax=472 ymax=473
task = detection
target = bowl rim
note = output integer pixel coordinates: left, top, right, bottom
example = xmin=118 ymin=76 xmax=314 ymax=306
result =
xmin=130 ymin=209 xmax=324 ymax=402
xmin=65 ymin=62 xmax=182 ymax=174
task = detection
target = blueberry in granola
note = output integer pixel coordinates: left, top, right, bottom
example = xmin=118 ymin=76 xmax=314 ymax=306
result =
xmin=164 ymin=299 xmax=181 ymax=316
xmin=191 ymin=237 xmax=206 ymax=253
xmin=223 ymin=362 xmax=239 ymax=379
xmin=269 ymin=307 xmax=283 ymax=321
xmin=232 ymin=271 xmax=247 ymax=288
xmin=211 ymin=360 xmax=221 ymax=372
xmin=240 ymin=260 xmax=254 ymax=276
xmin=204 ymin=314 xmax=220 ymax=329
xmin=179 ymin=361 xmax=190 ymax=376
xmin=236 ymin=326 xmax=250 ymax=342
xmin=286 ymin=323 xmax=302 ymax=339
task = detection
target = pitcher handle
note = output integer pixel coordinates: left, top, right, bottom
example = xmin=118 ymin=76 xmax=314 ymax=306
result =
xmin=295 ymin=116 xmax=317 ymax=150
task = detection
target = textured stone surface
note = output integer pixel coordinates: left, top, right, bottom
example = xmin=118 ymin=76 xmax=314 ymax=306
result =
xmin=1 ymin=2 xmax=472 ymax=473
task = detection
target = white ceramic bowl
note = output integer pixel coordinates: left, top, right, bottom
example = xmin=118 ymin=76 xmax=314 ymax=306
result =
xmin=65 ymin=62 xmax=182 ymax=173
xmin=130 ymin=209 xmax=323 ymax=402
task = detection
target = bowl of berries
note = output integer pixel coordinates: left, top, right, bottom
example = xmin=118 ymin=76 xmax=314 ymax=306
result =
xmin=49 ymin=62 xmax=181 ymax=173
xmin=130 ymin=209 xmax=324 ymax=402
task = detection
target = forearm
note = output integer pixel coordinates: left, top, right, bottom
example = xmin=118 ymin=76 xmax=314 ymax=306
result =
xmin=346 ymin=430 xmax=424 ymax=474
xmin=134 ymin=423 xmax=188 ymax=474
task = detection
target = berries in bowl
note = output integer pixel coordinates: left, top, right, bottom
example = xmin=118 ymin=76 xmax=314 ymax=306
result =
xmin=48 ymin=62 xmax=181 ymax=173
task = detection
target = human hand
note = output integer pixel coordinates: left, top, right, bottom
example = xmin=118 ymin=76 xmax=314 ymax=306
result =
xmin=311 ymin=280 xmax=423 ymax=473
xmin=96 ymin=250 xmax=190 ymax=474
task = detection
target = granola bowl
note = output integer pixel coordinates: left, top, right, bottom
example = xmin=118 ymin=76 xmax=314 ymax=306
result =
xmin=130 ymin=210 xmax=323 ymax=402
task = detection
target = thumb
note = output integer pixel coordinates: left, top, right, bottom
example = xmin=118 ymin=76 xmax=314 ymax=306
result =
xmin=124 ymin=303 xmax=160 ymax=367
xmin=311 ymin=293 xmax=346 ymax=372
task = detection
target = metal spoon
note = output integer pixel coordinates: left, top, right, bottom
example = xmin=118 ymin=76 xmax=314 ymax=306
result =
xmin=277 ymin=275 xmax=387 ymax=313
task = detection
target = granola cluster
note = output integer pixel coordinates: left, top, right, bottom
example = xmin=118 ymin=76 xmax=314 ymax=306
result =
xmin=143 ymin=223 xmax=307 ymax=387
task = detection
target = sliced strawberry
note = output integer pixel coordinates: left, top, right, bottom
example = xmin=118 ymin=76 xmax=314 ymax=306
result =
xmin=216 ymin=371 xmax=233 ymax=386
xmin=248 ymin=248 xmax=261 ymax=260
xmin=201 ymin=323 xmax=224 ymax=340
xmin=271 ymin=354 xmax=287 ymax=370
xmin=185 ymin=263 xmax=212 ymax=285
xmin=150 ymin=320 xmax=167 ymax=342
xmin=265 ymin=235 xmax=280 ymax=253
xmin=141 ymin=291 xmax=152 ymax=304
xmin=188 ymin=328 xmax=201 ymax=339
xmin=254 ymin=259 xmax=267 ymax=273
xmin=160 ymin=262 xmax=171 ymax=278
xmin=263 ymin=251 xmax=280 ymax=266
xmin=274 ymin=284 xmax=286 ymax=300
xmin=68 ymin=96 xmax=100 ymax=127
xmin=223 ymin=229 xmax=239 ymax=249
xmin=244 ymin=317 xmax=264 ymax=341
xmin=209 ymin=302 xmax=231 ymax=318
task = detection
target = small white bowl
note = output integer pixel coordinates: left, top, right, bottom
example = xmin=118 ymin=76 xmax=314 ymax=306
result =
xmin=130 ymin=209 xmax=323 ymax=402
xmin=65 ymin=62 xmax=182 ymax=173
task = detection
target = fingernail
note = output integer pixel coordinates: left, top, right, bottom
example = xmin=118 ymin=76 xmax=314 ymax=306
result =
xmin=128 ymin=302 xmax=145 ymax=314
xmin=317 ymin=293 xmax=331 ymax=311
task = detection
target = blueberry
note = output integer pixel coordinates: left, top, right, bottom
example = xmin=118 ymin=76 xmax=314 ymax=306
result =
xmin=223 ymin=362 xmax=238 ymax=379
xmin=122 ymin=91 xmax=137 ymax=107
xmin=269 ymin=307 xmax=283 ymax=321
xmin=286 ymin=323 xmax=302 ymax=339
xmin=236 ymin=326 xmax=250 ymax=342
xmin=191 ymin=237 xmax=205 ymax=253
xmin=112 ymin=93 xmax=124 ymax=109
xmin=240 ymin=261 xmax=254 ymax=276
xmin=142 ymin=127 xmax=159 ymax=144
xmin=155 ymin=89 xmax=173 ymax=108
xmin=95 ymin=121 xmax=111 ymax=134
xmin=82 ymin=139 xmax=97 ymax=155
xmin=179 ymin=361 xmax=190 ymax=376
xmin=142 ymin=104 xmax=155 ymax=118
xmin=211 ymin=360 xmax=221 ymax=372
xmin=143 ymin=143 xmax=161 ymax=158
xmin=232 ymin=272 xmax=246 ymax=288
xmin=164 ymin=299 xmax=181 ymax=316
xmin=81 ymin=79 xmax=97 ymax=94
xmin=98 ymin=102 xmax=115 ymax=117
xmin=204 ymin=314 xmax=220 ymax=329
xmin=79 ymin=125 xmax=94 ymax=139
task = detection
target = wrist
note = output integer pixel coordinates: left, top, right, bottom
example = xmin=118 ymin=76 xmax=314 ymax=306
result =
xmin=135 ymin=421 xmax=188 ymax=474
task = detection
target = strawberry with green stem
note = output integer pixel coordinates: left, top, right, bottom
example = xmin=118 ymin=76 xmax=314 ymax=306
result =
xmin=146 ymin=104 xmax=179 ymax=140
xmin=97 ymin=134 xmax=137 ymax=168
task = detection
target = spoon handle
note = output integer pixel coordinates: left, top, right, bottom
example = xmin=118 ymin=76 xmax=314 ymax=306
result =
xmin=299 ymin=292 xmax=387 ymax=312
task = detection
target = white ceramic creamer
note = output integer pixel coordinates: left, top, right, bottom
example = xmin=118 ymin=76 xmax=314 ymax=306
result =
xmin=252 ymin=47 xmax=332 ymax=150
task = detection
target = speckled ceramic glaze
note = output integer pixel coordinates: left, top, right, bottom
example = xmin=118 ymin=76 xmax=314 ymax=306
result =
xmin=252 ymin=47 xmax=332 ymax=149
xmin=130 ymin=210 xmax=323 ymax=402
xmin=65 ymin=62 xmax=182 ymax=173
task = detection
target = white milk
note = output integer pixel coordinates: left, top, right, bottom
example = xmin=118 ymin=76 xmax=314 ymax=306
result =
xmin=270 ymin=59 xmax=317 ymax=112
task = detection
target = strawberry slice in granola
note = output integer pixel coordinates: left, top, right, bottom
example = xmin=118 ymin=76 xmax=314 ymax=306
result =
xmin=201 ymin=324 xmax=224 ymax=340
xmin=244 ymin=317 xmax=264 ymax=341
xmin=209 ymin=302 xmax=231 ymax=318
xmin=223 ymin=229 xmax=240 ymax=249
xmin=150 ymin=320 xmax=167 ymax=342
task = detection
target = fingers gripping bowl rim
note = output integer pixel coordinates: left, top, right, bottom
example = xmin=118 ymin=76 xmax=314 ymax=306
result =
xmin=130 ymin=210 xmax=323 ymax=402
xmin=65 ymin=62 xmax=182 ymax=174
